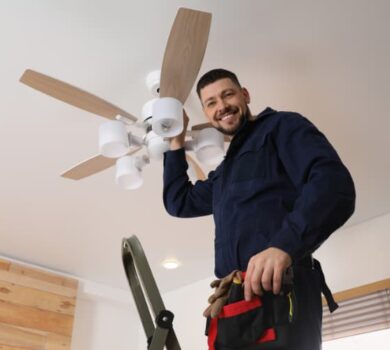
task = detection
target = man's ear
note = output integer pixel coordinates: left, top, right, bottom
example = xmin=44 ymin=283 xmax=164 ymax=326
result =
xmin=242 ymin=87 xmax=250 ymax=104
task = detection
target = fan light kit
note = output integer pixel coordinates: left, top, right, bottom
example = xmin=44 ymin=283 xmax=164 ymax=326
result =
xmin=152 ymin=97 xmax=184 ymax=138
xmin=99 ymin=120 xmax=130 ymax=158
xmin=145 ymin=131 xmax=170 ymax=161
xmin=116 ymin=155 xmax=149 ymax=190
xmin=19 ymin=8 xmax=226 ymax=190
xmin=187 ymin=128 xmax=225 ymax=166
xmin=146 ymin=70 xmax=162 ymax=96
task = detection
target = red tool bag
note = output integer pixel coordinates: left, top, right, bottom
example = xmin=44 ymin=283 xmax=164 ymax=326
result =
xmin=205 ymin=271 xmax=297 ymax=350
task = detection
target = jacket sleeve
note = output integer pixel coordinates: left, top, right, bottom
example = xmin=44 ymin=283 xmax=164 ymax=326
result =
xmin=163 ymin=148 xmax=214 ymax=218
xmin=268 ymin=113 xmax=356 ymax=260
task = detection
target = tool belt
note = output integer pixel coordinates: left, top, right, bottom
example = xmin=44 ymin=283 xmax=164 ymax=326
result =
xmin=205 ymin=257 xmax=338 ymax=350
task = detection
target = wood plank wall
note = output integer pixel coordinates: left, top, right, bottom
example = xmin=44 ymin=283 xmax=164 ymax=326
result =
xmin=0 ymin=258 xmax=78 ymax=349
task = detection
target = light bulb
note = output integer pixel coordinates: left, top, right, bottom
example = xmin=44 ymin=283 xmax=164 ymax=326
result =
xmin=161 ymin=258 xmax=181 ymax=270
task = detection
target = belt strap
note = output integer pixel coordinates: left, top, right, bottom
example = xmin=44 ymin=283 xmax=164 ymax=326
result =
xmin=294 ymin=256 xmax=338 ymax=313
xmin=313 ymin=258 xmax=339 ymax=313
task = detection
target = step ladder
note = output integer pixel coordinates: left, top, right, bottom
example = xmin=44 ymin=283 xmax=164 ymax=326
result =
xmin=122 ymin=235 xmax=181 ymax=350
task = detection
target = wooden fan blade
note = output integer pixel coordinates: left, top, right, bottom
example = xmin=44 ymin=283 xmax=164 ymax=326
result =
xmin=159 ymin=8 xmax=211 ymax=104
xmin=20 ymin=69 xmax=137 ymax=122
xmin=61 ymin=147 xmax=142 ymax=180
xmin=186 ymin=154 xmax=206 ymax=181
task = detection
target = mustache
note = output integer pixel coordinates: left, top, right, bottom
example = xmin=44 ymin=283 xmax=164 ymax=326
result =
xmin=217 ymin=106 xmax=239 ymax=118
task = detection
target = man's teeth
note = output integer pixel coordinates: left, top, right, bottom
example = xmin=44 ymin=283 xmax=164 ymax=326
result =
xmin=221 ymin=114 xmax=233 ymax=121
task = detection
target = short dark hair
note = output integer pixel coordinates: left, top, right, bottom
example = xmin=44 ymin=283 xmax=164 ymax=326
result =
xmin=196 ymin=68 xmax=241 ymax=98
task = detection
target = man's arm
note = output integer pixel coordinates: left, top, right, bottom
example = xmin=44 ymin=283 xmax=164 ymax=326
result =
xmin=244 ymin=113 xmax=355 ymax=300
xmin=163 ymin=111 xmax=214 ymax=218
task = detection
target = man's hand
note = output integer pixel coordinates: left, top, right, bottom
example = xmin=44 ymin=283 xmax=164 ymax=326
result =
xmin=169 ymin=110 xmax=189 ymax=150
xmin=244 ymin=247 xmax=292 ymax=301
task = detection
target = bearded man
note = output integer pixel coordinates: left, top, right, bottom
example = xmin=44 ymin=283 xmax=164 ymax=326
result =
xmin=162 ymin=69 xmax=355 ymax=349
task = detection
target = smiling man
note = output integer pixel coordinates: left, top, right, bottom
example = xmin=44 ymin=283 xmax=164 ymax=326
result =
xmin=200 ymin=76 xmax=250 ymax=135
xmin=162 ymin=69 xmax=356 ymax=349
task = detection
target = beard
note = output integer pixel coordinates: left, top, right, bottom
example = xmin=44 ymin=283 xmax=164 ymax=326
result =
xmin=214 ymin=107 xmax=251 ymax=136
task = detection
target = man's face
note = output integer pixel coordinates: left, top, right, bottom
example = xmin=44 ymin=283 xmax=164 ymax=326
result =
xmin=199 ymin=78 xmax=251 ymax=135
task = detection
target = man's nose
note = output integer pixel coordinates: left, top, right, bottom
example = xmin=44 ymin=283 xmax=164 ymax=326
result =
xmin=216 ymin=99 xmax=228 ymax=113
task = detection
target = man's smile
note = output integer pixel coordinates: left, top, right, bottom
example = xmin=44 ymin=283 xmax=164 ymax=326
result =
xmin=217 ymin=107 xmax=239 ymax=122
xmin=221 ymin=114 xmax=234 ymax=121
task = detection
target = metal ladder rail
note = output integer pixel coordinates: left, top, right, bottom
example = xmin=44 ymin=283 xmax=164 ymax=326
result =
xmin=122 ymin=235 xmax=181 ymax=350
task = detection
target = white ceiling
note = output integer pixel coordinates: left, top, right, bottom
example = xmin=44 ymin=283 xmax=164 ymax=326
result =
xmin=0 ymin=0 xmax=389 ymax=294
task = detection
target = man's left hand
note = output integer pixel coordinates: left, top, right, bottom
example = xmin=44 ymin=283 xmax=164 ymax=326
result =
xmin=244 ymin=247 xmax=292 ymax=301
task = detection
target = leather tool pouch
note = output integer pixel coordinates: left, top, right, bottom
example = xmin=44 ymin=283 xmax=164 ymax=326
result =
xmin=206 ymin=271 xmax=297 ymax=350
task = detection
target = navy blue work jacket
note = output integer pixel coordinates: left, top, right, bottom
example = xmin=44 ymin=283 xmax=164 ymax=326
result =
xmin=163 ymin=108 xmax=355 ymax=278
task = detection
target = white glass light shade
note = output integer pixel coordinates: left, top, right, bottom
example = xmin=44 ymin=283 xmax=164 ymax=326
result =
xmin=152 ymin=97 xmax=183 ymax=137
xmin=115 ymin=156 xmax=143 ymax=190
xmin=145 ymin=131 xmax=170 ymax=160
xmin=99 ymin=120 xmax=129 ymax=158
xmin=141 ymin=98 xmax=158 ymax=123
xmin=195 ymin=128 xmax=224 ymax=165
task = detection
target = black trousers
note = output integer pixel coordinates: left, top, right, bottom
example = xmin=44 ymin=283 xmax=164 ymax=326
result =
xmin=288 ymin=264 xmax=323 ymax=350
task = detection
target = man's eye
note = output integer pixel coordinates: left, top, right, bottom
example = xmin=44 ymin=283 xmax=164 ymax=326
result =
xmin=222 ymin=93 xmax=233 ymax=99
xmin=207 ymin=101 xmax=216 ymax=107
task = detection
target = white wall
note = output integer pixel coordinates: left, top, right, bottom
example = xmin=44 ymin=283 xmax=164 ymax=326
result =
xmin=134 ymin=212 xmax=390 ymax=350
xmin=71 ymin=297 xmax=139 ymax=350
xmin=71 ymin=280 xmax=140 ymax=350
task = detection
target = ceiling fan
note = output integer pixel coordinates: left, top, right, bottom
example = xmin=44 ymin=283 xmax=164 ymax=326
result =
xmin=20 ymin=8 xmax=223 ymax=189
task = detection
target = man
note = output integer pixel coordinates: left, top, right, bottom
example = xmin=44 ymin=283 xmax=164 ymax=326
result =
xmin=163 ymin=69 xmax=355 ymax=349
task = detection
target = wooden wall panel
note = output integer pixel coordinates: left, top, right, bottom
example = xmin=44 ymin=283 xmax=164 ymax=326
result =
xmin=0 ymin=281 xmax=75 ymax=315
xmin=0 ymin=323 xmax=45 ymax=350
xmin=0 ymin=258 xmax=78 ymax=350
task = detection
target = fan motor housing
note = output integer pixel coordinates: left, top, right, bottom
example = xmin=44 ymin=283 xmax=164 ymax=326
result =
xmin=146 ymin=70 xmax=161 ymax=96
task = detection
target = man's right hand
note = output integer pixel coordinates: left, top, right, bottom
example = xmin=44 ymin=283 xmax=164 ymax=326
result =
xmin=244 ymin=247 xmax=292 ymax=301
xmin=169 ymin=110 xmax=189 ymax=150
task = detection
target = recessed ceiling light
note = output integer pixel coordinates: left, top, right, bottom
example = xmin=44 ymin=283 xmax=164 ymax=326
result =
xmin=162 ymin=258 xmax=181 ymax=270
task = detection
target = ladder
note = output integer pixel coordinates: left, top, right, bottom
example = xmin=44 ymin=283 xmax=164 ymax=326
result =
xmin=122 ymin=235 xmax=181 ymax=350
